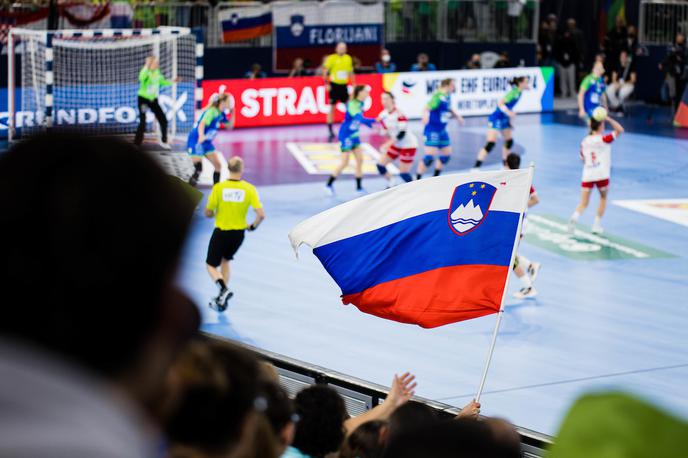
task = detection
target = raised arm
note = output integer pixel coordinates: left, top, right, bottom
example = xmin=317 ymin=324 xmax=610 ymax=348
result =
xmin=606 ymin=116 xmax=624 ymax=137
xmin=343 ymin=372 xmax=416 ymax=435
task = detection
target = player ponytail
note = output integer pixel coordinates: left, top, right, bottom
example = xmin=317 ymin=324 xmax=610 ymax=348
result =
xmin=353 ymin=85 xmax=367 ymax=99
xmin=510 ymin=76 xmax=527 ymax=86
xmin=589 ymin=118 xmax=603 ymax=133
xmin=208 ymin=92 xmax=230 ymax=109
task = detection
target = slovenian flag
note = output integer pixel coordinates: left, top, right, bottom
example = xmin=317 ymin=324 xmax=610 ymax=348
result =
xmin=289 ymin=169 xmax=533 ymax=328
xmin=220 ymin=6 xmax=272 ymax=43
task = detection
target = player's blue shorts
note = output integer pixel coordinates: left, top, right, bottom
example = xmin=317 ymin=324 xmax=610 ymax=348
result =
xmin=488 ymin=115 xmax=511 ymax=130
xmin=187 ymin=139 xmax=215 ymax=156
xmin=340 ymin=135 xmax=361 ymax=152
xmin=423 ymin=127 xmax=450 ymax=148
xmin=584 ymin=103 xmax=599 ymax=119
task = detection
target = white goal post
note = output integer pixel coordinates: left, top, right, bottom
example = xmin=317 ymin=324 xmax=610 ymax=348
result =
xmin=8 ymin=26 xmax=203 ymax=142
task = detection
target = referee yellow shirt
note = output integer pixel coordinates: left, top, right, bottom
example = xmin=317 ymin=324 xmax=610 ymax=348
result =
xmin=206 ymin=180 xmax=262 ymax=230
xmin=324 ymin=53 xmax=353 ymax=84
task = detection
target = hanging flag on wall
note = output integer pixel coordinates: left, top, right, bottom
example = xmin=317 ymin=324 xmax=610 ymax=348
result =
xmin=219 ymin=6 xmax=272 ymax=43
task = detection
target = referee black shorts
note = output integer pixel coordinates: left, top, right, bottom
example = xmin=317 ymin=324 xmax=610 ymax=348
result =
xmin=206 ymin=228 xmax=245 ymax=266
xmin=329 ymin=82 xmax=349 ymax=105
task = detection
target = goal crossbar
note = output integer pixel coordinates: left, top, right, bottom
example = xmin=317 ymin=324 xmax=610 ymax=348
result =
xmin=8 ymin=26 xmax=204 ymax=142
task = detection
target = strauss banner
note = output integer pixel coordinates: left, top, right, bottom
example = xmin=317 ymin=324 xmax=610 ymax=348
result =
xmin=203 ymin=67 xmax=554 ymax=129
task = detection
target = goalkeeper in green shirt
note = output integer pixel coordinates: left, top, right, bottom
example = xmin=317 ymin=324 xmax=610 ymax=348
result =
xmin=134 ymin=56 xmax=177 ymax=148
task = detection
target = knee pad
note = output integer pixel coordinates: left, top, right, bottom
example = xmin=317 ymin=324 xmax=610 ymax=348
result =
xmin=423 ymin=155 xmax=434 ymax=167
xmin=505 ymin=139 xmax=514 ymax=149
xmin=484 ymin=141 xmax=496 ymax=153
xmin=376 ymin=164 xmax=388 ymax=175
xmin=439 ymin=155 xmax=451 ymax=165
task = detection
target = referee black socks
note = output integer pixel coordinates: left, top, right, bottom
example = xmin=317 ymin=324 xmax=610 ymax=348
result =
xmin=213 ymin=172 xmax=220 ymax=184
xmin=326 ymin=175 xmax=336 ymax=187
xmin=216 ymin=279 xmax=227 ymax=292
xmin=434 ymin=169 xmax=442 ymax=177
xmin=356 ymin=177 xmax=362 ymax=190
xmin=474 ymin=160 xmax=483 ymax=168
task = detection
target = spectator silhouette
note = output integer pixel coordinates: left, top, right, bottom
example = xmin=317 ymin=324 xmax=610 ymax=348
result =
xmin=0 ymin=133 xmax=199 ymax=458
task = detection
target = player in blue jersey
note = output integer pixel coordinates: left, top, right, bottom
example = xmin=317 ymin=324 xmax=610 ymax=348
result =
xmin=416 ymin=78 xmax=464 ymax=180
xmin=187 ymin=93 xmax=235 ymax=186
xmin=325 ymin=85 xmax=376 ymax=195
xmin=473 ymin=76 xmax=529 ymax=169
xmin=578 ymin=61 xmax=607 ymax=120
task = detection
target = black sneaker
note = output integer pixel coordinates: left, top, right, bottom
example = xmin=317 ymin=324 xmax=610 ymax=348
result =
xmin=217 ymin=289 xmax=234 ymax=312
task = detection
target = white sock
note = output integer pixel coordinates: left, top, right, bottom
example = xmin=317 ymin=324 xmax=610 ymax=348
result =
xmin=570 ymin=211 xmax=580 ymax=221
xmin=519 ymin=274 xmax=532 ymax=288
xmin=594 ymin=216 xmax=602 ymax=226
xmin=519 ymin=255 xmax=531 ymax=268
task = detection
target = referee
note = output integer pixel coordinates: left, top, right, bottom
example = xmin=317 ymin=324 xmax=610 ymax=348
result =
xmin=323 ymin=42 xmax=356 ymax=142
xmin=204 ymin=156 xmax=265 ymax=311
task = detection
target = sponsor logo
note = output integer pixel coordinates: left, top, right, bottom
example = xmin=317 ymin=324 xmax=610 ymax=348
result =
xmin=613 ymin=198 xmax=688 ymax=228
xmin=286 ymin=142 xmax=398 ymax=175
xmin=238 ymin=85 xmax=372 ymax=118
xmin=523 ymin=214 xmax=673 ymax=260
xmin=401 ymin=79 xmax=416 ymax=94
xmin=448 ymin=182 xmax=496 ymax=235
xmin=0 ymin=92 xmax=190 ymax=130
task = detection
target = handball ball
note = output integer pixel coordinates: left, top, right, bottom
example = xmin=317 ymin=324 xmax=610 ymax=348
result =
xmin=592 ymin=106 xmax=608 ymax=121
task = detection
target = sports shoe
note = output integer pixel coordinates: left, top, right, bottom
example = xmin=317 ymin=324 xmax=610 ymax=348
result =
xmin=188 ymin=173 xmax=199 ymax=187
xmin=328 ymin=132 xmax=336 ymax=143
xmin=591 ymin=223 xmax=604 ymax=234
xmin=527 ymin=262 xmax=541 ymax=283
xmin=158 ymin=141 xmax=171 ymax=150
xmin=216 ymin=289 xmax=234 ymax=312
xmin=567 ymin=219 xmax=576 ymax=234
xmin=324 ymin=185 xmax=335 ymax=196
xmin=356 ymin=187 xmax=367 ymax=195
xmin=209 ymin=297 xmax=221 ymax=312
xmin=513 ymin=286 xmax=538 ymax=299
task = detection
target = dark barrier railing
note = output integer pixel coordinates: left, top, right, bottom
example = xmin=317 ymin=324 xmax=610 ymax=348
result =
xmin=207 ymin=332 xmax=552 ymax=458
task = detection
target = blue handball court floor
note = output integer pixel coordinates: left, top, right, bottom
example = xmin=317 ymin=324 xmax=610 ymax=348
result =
xmin=177 ymin=106 xmax=688 ymax=437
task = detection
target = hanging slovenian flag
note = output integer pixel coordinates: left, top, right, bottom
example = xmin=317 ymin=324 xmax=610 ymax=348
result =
xmin=288 ymin=169 xmax=533 ymax=328
xmin=219 ymin=6 xmax=272 ymax=43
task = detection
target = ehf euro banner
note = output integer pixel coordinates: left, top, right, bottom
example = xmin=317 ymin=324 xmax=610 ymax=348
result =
xmin=289 ymin=168 xmax=533 ymax=328
xmin=384 ymin=67 xmax=555 ymax=118
xmin=272 ymin=0 xmax=384 ymax=72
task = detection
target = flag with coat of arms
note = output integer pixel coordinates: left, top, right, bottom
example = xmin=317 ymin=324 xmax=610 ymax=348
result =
xmin=288 ymin=168 xmax=533 ymax=328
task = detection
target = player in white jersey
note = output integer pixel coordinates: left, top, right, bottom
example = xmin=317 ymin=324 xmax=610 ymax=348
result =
xmin=505 ymin=153 xmax=541 ymax=299
xmin=568 ymin=115 xmax=624 ymax=234
xmin=375 ymin=91 xmax=418 ymax=186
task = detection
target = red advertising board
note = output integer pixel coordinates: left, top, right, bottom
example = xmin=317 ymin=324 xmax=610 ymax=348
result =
xmin=202 ymin=74 xmax=383 ymax=128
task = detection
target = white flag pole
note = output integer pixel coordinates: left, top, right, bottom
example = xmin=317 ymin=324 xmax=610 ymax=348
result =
xmin=475 ymin=165 xmax=535 ymax=403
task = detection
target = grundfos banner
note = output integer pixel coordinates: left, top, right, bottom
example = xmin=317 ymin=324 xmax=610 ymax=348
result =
xmin=202 ymin=67 xmax=553 ymax=129
xmin=0 ymin=83 xmax=195 ymax=139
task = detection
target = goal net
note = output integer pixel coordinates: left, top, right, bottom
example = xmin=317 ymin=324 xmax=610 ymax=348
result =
xmin=8 ymin=27 xmax=200 ymax=141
